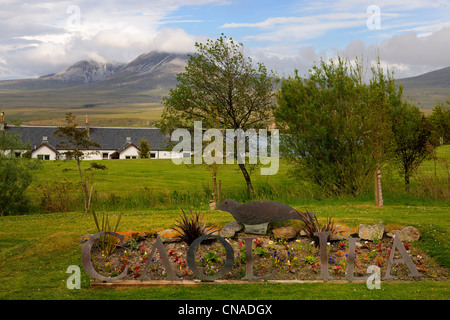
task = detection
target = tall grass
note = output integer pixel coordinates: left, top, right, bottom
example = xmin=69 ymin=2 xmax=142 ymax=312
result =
xmin=22 ymin=145 xmax=450 ymax=214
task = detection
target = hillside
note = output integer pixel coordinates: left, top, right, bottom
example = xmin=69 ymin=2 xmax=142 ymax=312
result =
xmin=397 ymin=66 xmax=450 ymax=112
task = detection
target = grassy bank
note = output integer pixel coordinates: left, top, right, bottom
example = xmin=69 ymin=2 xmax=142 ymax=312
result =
xmin=24 ymin=145 xmax=450 ymax=214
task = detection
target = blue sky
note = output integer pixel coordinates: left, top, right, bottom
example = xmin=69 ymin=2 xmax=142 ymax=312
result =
xmin=0 ymin=0 xmax=449 ymax=80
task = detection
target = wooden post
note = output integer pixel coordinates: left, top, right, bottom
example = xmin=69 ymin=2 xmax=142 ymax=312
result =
xmin=374 ymin=169 xmax=383 ymax=207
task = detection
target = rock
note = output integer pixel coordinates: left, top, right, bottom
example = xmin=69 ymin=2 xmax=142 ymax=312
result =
xmin=157 ymin=228 xmax=181 ymax=243
xmin=358 ymin=224 xmax=384 ymax=241
xmin=388 ymin=226 xmax=421 ymax=242
xmin=330 ymin=224 xmax=357 ymax=240
xmin=272 ymin=226 xmax=297 ymax=240
xmin=244 ymin=222 xmax=269 ymax=235
xmin=219 ymin=220 xmax=243 ymax=238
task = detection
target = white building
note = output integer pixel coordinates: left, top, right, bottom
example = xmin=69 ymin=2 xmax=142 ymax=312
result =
xmin=1 ymin=113 xmax=184 ymax=160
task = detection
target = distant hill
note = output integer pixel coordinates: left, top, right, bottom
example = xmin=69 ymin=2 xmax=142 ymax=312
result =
xmin=0 ymin=51 xmax=188 ymax=126
xmin=89 ymin=51 xmax=188 ymax=90
xmin=50 ymin=60 xmax=125 ymax=84
xmin=0 ymin=51 xmax=187 ymax=90
xmin=396 ymin=66 xmax=450 ymax=112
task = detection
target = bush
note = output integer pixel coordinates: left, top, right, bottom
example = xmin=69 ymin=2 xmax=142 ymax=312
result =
xmin=297 ymin=211 xmax=338 ymax=246
xmin=0 ymin=131 xmax=41 ymax=215
xmin=34 ymin=178 xmax=81 ymax=212
xmin=173 ymin=207 xmax=215 ymax=245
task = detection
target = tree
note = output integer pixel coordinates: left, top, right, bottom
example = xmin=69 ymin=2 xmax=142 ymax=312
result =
xmin=391 ymin=103 xmax=432 ymax=191
xmin=54 ymin=112 xmax=101 ymax=213
xmin=428 ymin=99 xmax=450 ymax=146
xmin=0 ymin=131 xmax=41 ymax=215
xmin=139 ymin=139 xmax=151 ymax=158
xmin=365 ymin=60 xmax=403 ymax=206
xmin=274 ymin=57 xmax=400 ymax=197
xmin=157 ymin=34 xmax=275 ymax=195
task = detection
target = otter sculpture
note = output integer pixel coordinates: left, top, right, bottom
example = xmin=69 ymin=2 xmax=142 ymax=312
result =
xmin=217 ymin=199 xmax=307 ymax=225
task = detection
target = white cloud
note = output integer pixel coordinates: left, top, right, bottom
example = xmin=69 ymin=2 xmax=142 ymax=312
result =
xmin=244 ymin=26 xmax=450 ymax=79
xmin=0 ymin=0 xmax=221 ymax=79
xmin=0 ymin=0 xmax=449 ymax=80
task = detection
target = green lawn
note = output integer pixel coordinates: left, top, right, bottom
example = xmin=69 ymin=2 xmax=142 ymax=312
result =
xmin=0 ymin=207 xmax=449 ymax=300
xmin=0 ymin=147 xmax=449 ymax=300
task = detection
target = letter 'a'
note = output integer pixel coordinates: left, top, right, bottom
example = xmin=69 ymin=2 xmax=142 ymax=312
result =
xmin=384 ymin=235 xmax=421 ymax=279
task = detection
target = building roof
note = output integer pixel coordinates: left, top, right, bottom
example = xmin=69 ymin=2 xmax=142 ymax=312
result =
xmin=5 ymin=125 xmax=170 ymax=151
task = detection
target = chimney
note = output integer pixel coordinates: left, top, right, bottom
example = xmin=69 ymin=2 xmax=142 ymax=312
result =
xmin=0 ymin=112 xmax=5 ymax=131
xmin=85 ymin=115 xmax=90 ymax=137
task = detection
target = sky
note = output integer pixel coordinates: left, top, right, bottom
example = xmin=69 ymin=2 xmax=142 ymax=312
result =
xmin=0 ymin=0 xmax=449 ymax=80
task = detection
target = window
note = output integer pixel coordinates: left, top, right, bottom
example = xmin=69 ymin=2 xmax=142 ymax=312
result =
xmin=150 ymin=152 xmax=156 ymax=159
xmin=102 ymin=153 xmax=109 ymax=159
xmin=37 ymin=154 xmax=50 ymax=160
xmin=14 ymin=152 xmax=21 ymax=158
xmin=125 ymin=156 xmax=137 ymax=159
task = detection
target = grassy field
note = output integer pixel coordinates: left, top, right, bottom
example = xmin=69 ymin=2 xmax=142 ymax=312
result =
xmin=0 ymin=86 xmax=165 ymax=127
xmin=0 ymin=147 xmax=449 ymax=300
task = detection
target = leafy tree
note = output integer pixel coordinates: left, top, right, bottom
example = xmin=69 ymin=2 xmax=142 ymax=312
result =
xmin=139 ymin=139 xmax=151 ymax=159
xmin=365 ymin=60 xmax=403 ymax=206
xmin=428 ymin=99 xmax=450 ymax=146
xmin=0 ymin=131 xmax=41 ymax=215
xmin=54 ymin=112 xmax=101 ymax=213
xmin=157 ymin=34 xmax=275 ymax=195
xmin=275 ymin=57 xmax=400 ymax=197
xmin=391 ymin=103 xmax=432 ymax=191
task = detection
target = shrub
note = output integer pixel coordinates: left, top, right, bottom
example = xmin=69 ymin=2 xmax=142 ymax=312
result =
xmin=91 ymin=205 xmax=124 ymax=257
xmin=297 ymin=210 xmax=338 ymax=246
xmin=173 ymin=207 xmax=215 ymax=245
xmin=34 ymin=177 xmax=80 ymax=212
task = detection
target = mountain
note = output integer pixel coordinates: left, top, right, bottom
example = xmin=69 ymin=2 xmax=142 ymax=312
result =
xmin=396 ymin=66 xmax=450 ymax=111
xmin=0 ymin=51 xmax=187 ymax=91
xmin=90 ymin=51 xmax=188 ymax=90
xmin=397 ymin=66 xmax=450 ymax=89
xmin=0 ymin=60 xmax=124 ymax=90
xmin=0 ymin=50 xmax=189 ymax=126
xmin=50 ymin=60 xmax=125 ymax=84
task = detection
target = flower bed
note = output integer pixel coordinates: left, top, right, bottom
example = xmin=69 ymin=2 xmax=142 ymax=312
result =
xmin=88 ymin=232 xmax=449 ymax=282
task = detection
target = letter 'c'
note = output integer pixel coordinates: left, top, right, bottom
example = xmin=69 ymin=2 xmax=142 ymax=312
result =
xmin=81 ymin=231 xmax=129 ymax=282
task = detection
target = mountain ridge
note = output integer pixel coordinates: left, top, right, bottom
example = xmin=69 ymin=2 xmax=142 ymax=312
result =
xmin=397 ymin=66 xmax=450 ymax=89
xmin=0 ymin=50 xmax=188 ymax=91
xmin=396 ymin=66 xmax=450 ymax=109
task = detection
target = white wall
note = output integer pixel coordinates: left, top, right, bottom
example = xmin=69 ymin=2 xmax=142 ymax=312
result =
xmin=157 ymin=151 xmax=191 ymax=159
xmin=32 ymin=145 xmax=57 ymax=160
xmin=29 ymin=147 xmax=188 ymax=160
xmin=119 ymin=146 xmax=139 ymax=159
